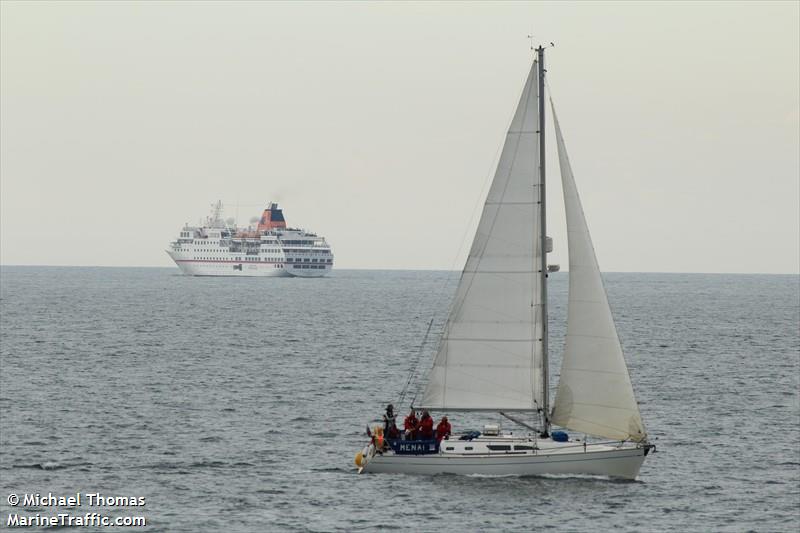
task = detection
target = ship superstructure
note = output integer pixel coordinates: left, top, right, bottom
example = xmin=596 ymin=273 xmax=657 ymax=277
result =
xmin=167 ymin=202 xmax=333 ymax=277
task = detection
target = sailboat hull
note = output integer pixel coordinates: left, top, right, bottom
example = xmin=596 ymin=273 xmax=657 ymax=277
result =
xmin=361 ymin=442 xmax=647 ymax=480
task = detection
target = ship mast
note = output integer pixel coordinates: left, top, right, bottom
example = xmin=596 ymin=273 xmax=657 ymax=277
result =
xmin=537 ymin=45 xmax=550 ymax=437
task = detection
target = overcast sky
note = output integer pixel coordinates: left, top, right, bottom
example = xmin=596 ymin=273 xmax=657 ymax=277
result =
xmin=1 ymin=1 xmax=798 ymax=273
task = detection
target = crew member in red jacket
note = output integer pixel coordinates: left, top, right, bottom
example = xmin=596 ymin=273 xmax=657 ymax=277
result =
xmin=418 ymin=411 xmax=434 ymax=440
xmin=436 ymin=416 xmax=451 ymax=443
xmin=403 ymin=409 xmax=419 ymax=440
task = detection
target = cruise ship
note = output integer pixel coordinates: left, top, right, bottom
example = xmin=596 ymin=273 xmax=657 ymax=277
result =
xmin=166 ymin=202 xmax=333 ymax=277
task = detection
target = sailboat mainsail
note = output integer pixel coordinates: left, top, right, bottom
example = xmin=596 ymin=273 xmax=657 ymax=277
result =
xmin=550 ymin=104 xmax=647 ymax=442
xmin=417 ymin=61 xmax=545 ymax=412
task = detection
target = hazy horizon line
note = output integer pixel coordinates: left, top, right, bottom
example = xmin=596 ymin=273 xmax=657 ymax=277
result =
xmin=1 ymin=263 xmax=798 ymax=277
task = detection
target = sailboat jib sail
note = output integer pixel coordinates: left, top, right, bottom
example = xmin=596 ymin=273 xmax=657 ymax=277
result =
xmin=549 ymin=102 xmax=646 ymax=442
xmin=417 ymin=61 xmax=545 ymax=412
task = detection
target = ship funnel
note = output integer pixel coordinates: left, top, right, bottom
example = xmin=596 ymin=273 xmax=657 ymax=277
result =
xmin=257 ymin=203 xmax=287 ymax=231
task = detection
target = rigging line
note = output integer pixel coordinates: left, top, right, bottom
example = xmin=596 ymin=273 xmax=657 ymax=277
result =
xmin=399 ymin=318 xmax=433 ymax=407
xmin=399 ymin=318 xmax=434 ymax=408
xmin=500 ymin=411 xmax=540 ymax=432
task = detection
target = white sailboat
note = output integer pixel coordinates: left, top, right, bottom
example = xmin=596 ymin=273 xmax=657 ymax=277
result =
xmin=356 ymin=47 xmax=654 ymax=479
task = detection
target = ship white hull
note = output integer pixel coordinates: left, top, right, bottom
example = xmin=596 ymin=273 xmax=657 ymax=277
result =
xmin=166 ymin=252 xmax=330 ymax=278
xmin=360 ymin=439 xmax=649 ymax=480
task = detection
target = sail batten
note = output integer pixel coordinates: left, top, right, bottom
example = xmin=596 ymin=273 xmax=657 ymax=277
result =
xmin=417 ymin=61 xmax=544 ymax=412
xmin=550 ymin=102 xmax=646 ymax=442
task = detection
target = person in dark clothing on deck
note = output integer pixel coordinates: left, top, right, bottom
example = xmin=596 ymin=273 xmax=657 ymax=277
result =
xmin=403 ymin=409 xmax=419 ymax=440
xmin=436 ymin=416 xmax=451 ymax=443
xmin=386 ymin=420 xmax=401 ymax=440
xmin=382 ymin=404 xmax=396 ymax=435
xmin=418 ymin=410 xmax=434 ymax=440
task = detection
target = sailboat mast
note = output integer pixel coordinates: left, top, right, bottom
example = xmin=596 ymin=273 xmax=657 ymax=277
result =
xmin=536 ymin=46 xmax=550 ymax=436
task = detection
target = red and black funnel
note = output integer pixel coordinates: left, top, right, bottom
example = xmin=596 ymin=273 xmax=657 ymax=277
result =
xmin=257 ymin=203 xmax=287 ymax=231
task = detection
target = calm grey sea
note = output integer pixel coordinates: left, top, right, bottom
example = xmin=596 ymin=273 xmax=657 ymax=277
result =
xmin=0 ymin=267 xmax=798 ymax=532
